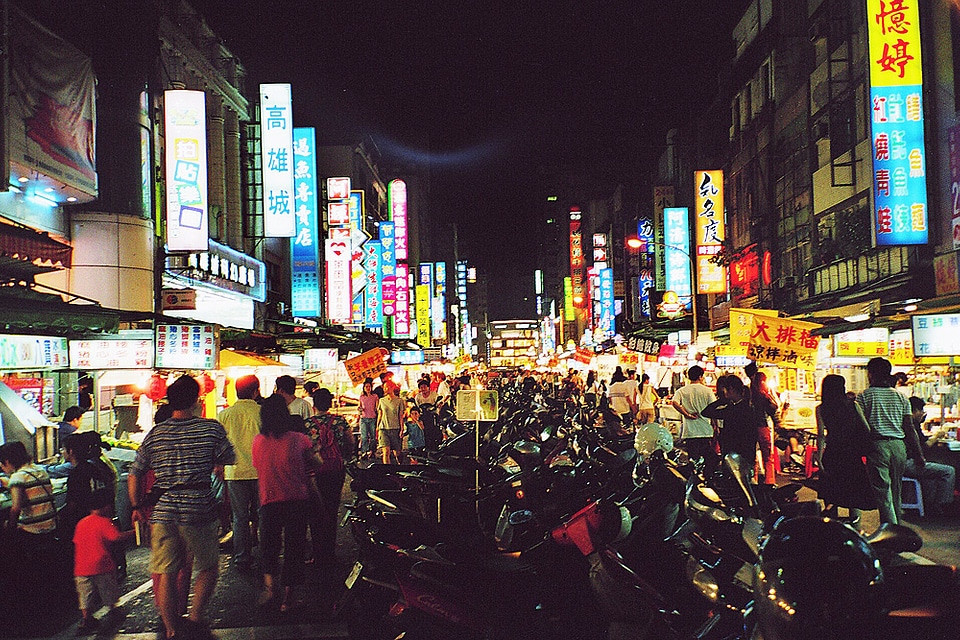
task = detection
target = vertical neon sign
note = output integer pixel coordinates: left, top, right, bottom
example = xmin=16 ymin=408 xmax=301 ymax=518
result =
xmin=291 ymin=128 xmax=319 ymax=316
xmin=664 ymin=207 xmax=692 ymax=309
xmin=259 ymin=84 xmax=295 ymax=237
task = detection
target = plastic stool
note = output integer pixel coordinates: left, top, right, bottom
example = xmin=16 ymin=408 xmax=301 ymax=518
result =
xmin=804 ymin=444 xmax=819 ymax=478
xmin=901 ymin=477 xmax=925 ymax=517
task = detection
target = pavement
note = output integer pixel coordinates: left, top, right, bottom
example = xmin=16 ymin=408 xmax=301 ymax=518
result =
xmin=5 ymin=472 xmax=960 ymax=640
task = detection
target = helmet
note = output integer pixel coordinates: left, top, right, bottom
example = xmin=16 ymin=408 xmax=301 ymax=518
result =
xmin=634 ymin=423 xmax=673 ymax=461
xmin=751 ymin=517 xmax=884 ymax=639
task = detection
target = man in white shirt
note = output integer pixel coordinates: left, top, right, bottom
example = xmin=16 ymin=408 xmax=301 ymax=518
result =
xmin=275 ymin=375 xmax=314 ymax=422
xmin=622 ymin=370 xmax=640 ymax=422
xmin=671 ymin=365 xmax=717 ymax=468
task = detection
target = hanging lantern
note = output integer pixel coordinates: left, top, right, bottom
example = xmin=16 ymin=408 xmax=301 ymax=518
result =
xmin=146 ymin=375 xmax=168 ymax=401
xmin=197 ymin=373 xmax=215 ymax=395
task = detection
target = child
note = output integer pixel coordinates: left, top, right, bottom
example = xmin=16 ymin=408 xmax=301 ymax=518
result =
xmin=406 ymin=406 xmax=426 ymax=458
xmin=73 ymin=490 xmax=134 ymax=634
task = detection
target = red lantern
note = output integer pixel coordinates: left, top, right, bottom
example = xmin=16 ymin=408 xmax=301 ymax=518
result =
xmin=146 ymin=375 xmax=167 ymax=401
xmin=197 ymin=373 xmax=216 ymax=395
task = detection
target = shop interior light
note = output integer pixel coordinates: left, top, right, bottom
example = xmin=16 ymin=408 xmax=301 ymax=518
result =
xmin=903 ymin=304 xmax=918 ymax=312
xmin=17 ymin=176 xmax=29 ymax=183
xmin=66 ymin=196 xmax=77 ymax=202
xmin=29 ymin=193 xmax=58 ymax=207
xmin=843 ymin=313 xmax=870 ymax=323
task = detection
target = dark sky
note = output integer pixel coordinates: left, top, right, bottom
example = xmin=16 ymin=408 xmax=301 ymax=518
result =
xmin=192 ymin=1 xmax=745 ymax=319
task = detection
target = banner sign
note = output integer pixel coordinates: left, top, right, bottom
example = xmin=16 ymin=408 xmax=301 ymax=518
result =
xmin=745 ymin=313 xmax=821 ymax=370
xmin=694 ymin=170 xmax=727 ymax=293
xmin=344 ymin=348 xmax=388 ymax=386
xmin=664 ymin=207 xmax=692 ymax=309
xmin=325 ymin=239 xmax=352 ymax=323
xmin=393 ymin=262 xmax=411 ymax=337
xmin=653 ymin=186 xmax=675 ymax=289
xmin=363 ymin=241 xmax=383 ymax=328
xmin=260 ymin=84 xmax=295 ymax=237
xmin=573 ymin=347 xmax=595 ymax=365
xmin=728 ymin=307 xmax=779 ymax=354
xmin=291 ymin=127 xmax=320 ymax=316
xmin=0 ymin=335 xmax=68 ymax=370
xmin=623 ymin=335 xmax=662 ymax=356
xmin=155 ymin=324 xmax=217 ymax=370
xmin=866 ymin=0 xmax=928 ymax=246
xmin=70 ymin=337 xmax=154 ymax=370
xmin=380 ymin=221 xmax=396 ymax=316
xmin=164 ymin=90 xmax=208 ymax=251
xmin=390 ymin=180 xmax=409 ymax=261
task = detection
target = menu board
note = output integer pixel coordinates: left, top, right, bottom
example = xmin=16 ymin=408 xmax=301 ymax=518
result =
xmin=70 ymin=338 xmax=154 ymax=369
xmin=155 ymin=324 xmax=218 ymax=370
xmin=0 ymin=335 xmax=68 ymax=370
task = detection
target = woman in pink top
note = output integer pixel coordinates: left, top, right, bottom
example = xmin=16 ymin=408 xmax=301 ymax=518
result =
xmin=357 ymin=378 xmax=379 ymax=460
xmin=252 ymin=394 xmax=322 ymax=611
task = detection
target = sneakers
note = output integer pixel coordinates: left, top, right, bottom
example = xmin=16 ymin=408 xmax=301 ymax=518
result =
xmin=790 ymin=452 xmax=805 ymax=467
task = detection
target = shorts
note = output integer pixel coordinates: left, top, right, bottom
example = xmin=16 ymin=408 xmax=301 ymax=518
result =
xmin=75 ymin=572 xmax=119 ymax=610
xmin=378 ymin=429 xmax=402 ymax=451
xmin=148 ymin=520 xmax=219 ymax=574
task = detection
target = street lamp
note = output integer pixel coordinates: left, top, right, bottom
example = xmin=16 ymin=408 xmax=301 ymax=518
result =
xmin=626 ymin=238 xmax=698 ymax=346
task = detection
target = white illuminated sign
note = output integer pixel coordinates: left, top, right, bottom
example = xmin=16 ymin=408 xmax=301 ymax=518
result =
xmin=155 ymin=324 xmax=218 ymax=370
xmin=70 ymin=337 xmax=154 ymax=369
xmin=260 ymin=84 xmax=295 ymax=237
xmin=164 ymin=90 xmax=208 ymax=251
xmin=0 ymin=335 xmax=68 ymax=370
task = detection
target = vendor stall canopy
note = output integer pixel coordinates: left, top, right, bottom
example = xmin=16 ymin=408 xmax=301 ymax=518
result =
xmin=219 ymin=350 xmax=285 ymax=368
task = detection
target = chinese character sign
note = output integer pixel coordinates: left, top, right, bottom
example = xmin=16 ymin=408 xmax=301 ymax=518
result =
xmin=164 ymin=90 xmax=208 ymax=251
xmin=652 ymin=186 xmax=675 ymax=289
xmin=663 ymin=207 xmax=692 ymax=309
xmin=344 ymin=348 xmax=388 ymax=386
xmin=563 ymin=276 xmax=575 ymax=321
xmin=416 ymin=284 xmax=432 ymax=347
xmin=912 ymin=314 xmax=960 ymax=356
xmin=325 ymin=239 xmax=352 ymax=323
xmin=155 ymin=324 xmax=217 ymax=370
xmin=291 ymin=128 xmax=320 ymax=317
xmin=570 ymin=209 xmax=586 ymax=308
xmin=746 ymin=313 xmax=821 ymax=370
xmin=433 ymin=261 xmax=447 ymax=341
xmin=390 ymin=180 xmax=408 ymax=261
xmin=327 ymin=177 xmax=350 ymax=200
xmin=949 ymin=124 xmax=960 ymax=250
xmin=394 ymin=262 xmax=411 ymax=338
xmin=363 ymin=240 xmax=383 ymax=329
xmin=866 ymin=0 xmax=928 ymax=246
xmin=260 ymin=84 xmax=295 ymax=237
xmin=694 ymin=170 xmax=727 ymax=293
xmin=380 ymin=221 xmax=396 ymax=316
xmin=597 ymin=268 xmax=615 ymax=338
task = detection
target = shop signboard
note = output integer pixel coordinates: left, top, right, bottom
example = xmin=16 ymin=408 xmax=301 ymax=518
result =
xmin=260 ymin=84 xmax=295 ymax=237
xmin=0 ymin=335 xmax=68 ymax=370
xmin=393 ymin=262 xmax=411 ymax=337
xmin=303 ymin=348 xmax=338 ymax=372
xmin=888 ymin=329 xmax=914 ymax=365
xmin=349 ymin=190 xmax=368 ymax=323
xmin=433 ymin=261 xmax=447 ymax=342
xmin=69 ymin=334 xmax=154 ymax=369
xmin=663 ymin=207 xmax=692 ymax=309
xmin=597 ymin=268 xmax=615 ymax=338
xmin=694 ymin=170 xmax=727 ymax=294
xmin=380 ymin=222 xmax=396 ymax=316
xmin=569 ymin=208 xmax=586 ymax=308
xmin=652 ymin=186 xmax=674 ymax=290
xmin=456 ymin=389 xmax=499 ymax=422
xmin=912 ymin=314 xmax=960 ymax=356
xmin=344 ymin=348 xmax=388 ymax=386
xmin=164 ymin=90 xmax=208 ymax=251
xmin=834 ymin=327 xmax=890 ymax=357
xmin=745 ymin=313 xmax=821 ymax=370
xmin=934 ymin=252 xmax=960 ymax=296
xmin=390 ymin=350 xmax=424 ymax=365
xmin=573 ymin=347 xmax=594 ymax=365
xmin=729 ymin=307 xmax=779 ymax=354
xmin=389 ymin=180 xmax=408 ymax=261
xmin=327 ymin=177 xmax=350 ymax=200
xmin=155 ymin=324 xmax=217 ymax=370
xmin=416 ymin=284 xmax=431 ymax=348
xmin=563 ymin=276 xmax=575 ymax=321
xmin=291 ymin=127 xmax=320 ymax=317
xmin=363 ymin=240 xmax=383 ymax=329
xmin=950 ymin=124 xmax=960 ymax=250
xmin=623 ymin=335 xmax=662 ymax=356
xmin=325 ymin=238 xmax=352 ymax=323
xmin=866 ymin=0 xmax=928 ymax=246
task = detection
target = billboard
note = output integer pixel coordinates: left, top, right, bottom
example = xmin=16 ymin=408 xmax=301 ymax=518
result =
xmin=390 ymin=180 xmax=409 ymax=261
xmin=291 ymin=128 xmax=320 ymax=316
xmin=866 ymin=0 xmax=928 ymax=246
xmin=164 ymin=90 xmax=208 ymax=251
xmin=259 ymin=84 xmax=295 ymax=237
xmin=663 ymin=207 xmax=692 ymax=309
xmin=694 ymin=170 xmax=727 ymax=293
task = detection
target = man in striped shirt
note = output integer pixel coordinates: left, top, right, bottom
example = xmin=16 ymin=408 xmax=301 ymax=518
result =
xmin=856 ymin=357 xmax=925 ymax=525
xmin=129 ymin=375 xmax=235 ymax=639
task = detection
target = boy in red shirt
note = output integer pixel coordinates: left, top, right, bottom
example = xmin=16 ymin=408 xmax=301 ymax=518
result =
xmin=73 ymin=491 xmax=134 ymax=634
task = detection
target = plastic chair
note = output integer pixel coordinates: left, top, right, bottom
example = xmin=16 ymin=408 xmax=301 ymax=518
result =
xmin=901 ymin=477 xmax=925 ymax=517
xmin=804 ymin=443 xmax=819 ymax=478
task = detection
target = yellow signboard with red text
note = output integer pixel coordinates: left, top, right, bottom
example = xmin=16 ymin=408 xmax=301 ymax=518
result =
xmin=728 ymin=307 xmax=779 ymax=355
xmin=745 ymin=312 xmax=821 ymax=370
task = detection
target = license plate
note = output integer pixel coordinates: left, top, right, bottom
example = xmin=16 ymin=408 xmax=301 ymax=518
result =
xmin=345 ymin=561 xmax=363 ymax=589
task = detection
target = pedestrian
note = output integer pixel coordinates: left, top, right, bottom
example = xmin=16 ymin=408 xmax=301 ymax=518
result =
xmin=302 ymin=381 xmax=320 ymax=411
xmin=413 ymin=378 xmax=443 ymax=450
xmin=584 ymin=370 xmax=601 ymax=408
xmin=623 ymin=370 xmax=640 ymax=419
xmin=435 ymin=372 xmax=451 ymax=401
xmin=815 ymin=374 xmax=877 ymax=528
xmin=701 ymin=375 xmax=760 ymax=478
xmin=275 ymin=375 xmax=314 ymax=424
xmin=607 ymin=369 xmax=637 ymax=427
xmin=357 ymin=378 xmax=379 ymax=460
xmin=671 ymin=366 xmax=718 ymax=469
xmin=128 ymin=374 xmax=236 ymax=639
xmin=637 ymin=373 xmax=659 ymax=425
xmin=304 ymin=388 xmax=353 ymax=566
xmin=217 ymin=375 xmax=262 ymax=571
xmin=856 ymin=357 xmax=925 ymax=525
xmin=252 ymin=394 xmax=322 ymax=611
xmin=406 ymin=406 xmax=426 ymax=457
xmin=377 ymin=382 xmax=405 ymax=464
xmin=906 ymin=396 xmax=955 ymax=516
xmin=0 ymin=440 xmax=59 ymax=557
xmin=748 ymin=369 xmax=781 ymax=485
xmin=72 ymin=490 xmax=134 ymax=635
xmin=58 ymin=405 xmax=85 ymax=443
xmin=59 ymin=432 xmax=117 ymax=543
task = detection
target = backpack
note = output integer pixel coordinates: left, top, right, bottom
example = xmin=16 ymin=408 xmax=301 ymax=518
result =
xmin=306 ymin=414 xmax=345 ymax=473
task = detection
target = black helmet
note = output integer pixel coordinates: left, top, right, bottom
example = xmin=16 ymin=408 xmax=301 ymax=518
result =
xmin=751 ymin=517 xmax=884 ymax=639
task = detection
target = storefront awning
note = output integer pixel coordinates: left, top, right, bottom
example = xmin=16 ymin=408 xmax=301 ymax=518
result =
xmin=0 ymin=220 xmax=72 ymax=278
xmin=0 ymin=381 xmax=56 ymax=446
xmin=0 ymin=285 xmax=119 ymax=335
xmin=219 ymin=349 xmax=285 ymax=368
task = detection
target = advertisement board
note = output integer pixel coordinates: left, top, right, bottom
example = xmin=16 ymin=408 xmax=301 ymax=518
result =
xmin=694 ymin=170 xmax=727 ymax=293
xmin=390 ymin=180 xmax=408 ymax=261
xmin=663 ymin=207 xmax=692 ymax=310
xmin=260 ymin=84 xmax=295 ymax=237
xmin=291 ymin=127 xmax=320 ymax=316
xmin=164 ymin=90 xmax=208 ymax=251
xmin=70 ymin=335 xmax=154 ymax=369
xmin=0 ymin=335 xmax=68 ymax=370
xmin=155 ymin=324 xmax=217 ymax=370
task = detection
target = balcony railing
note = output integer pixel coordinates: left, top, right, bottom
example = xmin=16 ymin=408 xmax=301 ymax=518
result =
xmin=809 ymin=245 xmax=914 ymax=296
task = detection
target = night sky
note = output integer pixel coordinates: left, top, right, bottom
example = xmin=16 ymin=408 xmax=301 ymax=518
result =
xmin=192 ymin=0 xmax=746 ymax=319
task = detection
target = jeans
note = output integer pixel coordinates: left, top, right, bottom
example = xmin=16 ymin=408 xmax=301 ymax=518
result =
xmin=866 ymin=438 xmax=907 ymax=525
xmin=227 ymin=479 xmax=259 ymax=564
xmin=359 ymin=417 xmax=377 ymax=455
xmin=905 ymin=458 xmax=956 ymax=507
xmin=260 ymin=499 xmax=308 ymax=587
